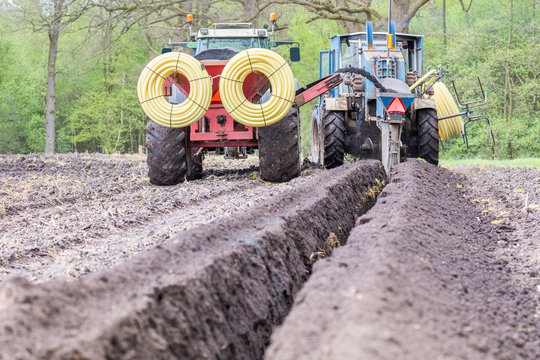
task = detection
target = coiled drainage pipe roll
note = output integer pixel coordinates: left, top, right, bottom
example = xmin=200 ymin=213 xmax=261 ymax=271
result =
xmin=219 ymin=48 xmax=296 ymax=127
xmin=433 ymin=82 xmax=463 ymax=141
xmin=137 ymin=52 xmax=212 ymax=128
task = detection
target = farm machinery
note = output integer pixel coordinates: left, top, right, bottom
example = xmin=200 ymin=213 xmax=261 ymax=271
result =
xmin=137 ymin=14 xmax=343 ymax=185
xmin=310 ymin=21 xmax=493 ymax=173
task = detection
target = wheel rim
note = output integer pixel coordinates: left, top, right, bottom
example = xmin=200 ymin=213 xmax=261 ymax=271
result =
xmin=310 ymin=109 xmax=321 ymax=164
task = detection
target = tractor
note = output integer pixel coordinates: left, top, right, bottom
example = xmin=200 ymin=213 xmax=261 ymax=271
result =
xmin=140 ymin=14 xmax=308 ymax=185
xmin=310 ymin=21 xmax=492 ymax=174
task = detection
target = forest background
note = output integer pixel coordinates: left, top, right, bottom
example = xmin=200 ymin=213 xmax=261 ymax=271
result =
xmin=0 ymin=0 xmax=537 ymax=159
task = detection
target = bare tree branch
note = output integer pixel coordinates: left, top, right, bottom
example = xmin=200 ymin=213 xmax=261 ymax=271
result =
xmin=407 ymin=0 xmax=430 ymax=21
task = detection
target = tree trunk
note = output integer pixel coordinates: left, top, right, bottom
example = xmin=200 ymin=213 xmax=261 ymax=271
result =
xmin=391 ymin=0 xmax=430 ymax=33
xmin=44 ymin=21 xmax=60 ymax=154
xmin=533 ymin=0 xmax=536 ymax=39
xmin=242 ymin=0 xmax=258 ymax=25
xmin=443 ymin=0 xmax=447 ymax=49
xmin=392 ymin=0 xmax=410 ymax=32
xmin=103 ymin=21 xmax=114 ymax=93
xmin=144 ymin=28 xmax=155 ymax=60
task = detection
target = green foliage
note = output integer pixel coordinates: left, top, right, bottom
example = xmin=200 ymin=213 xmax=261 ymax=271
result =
xmin=0 ymin=39 xmax=10 ymax=84
xmin=0 ymin=91 xmax=26 ymax=153
xmin=66 ymin=88 xmax=144 ymax=153
xmin=441 ymin=116 xmax=539 ymax=159
xmin=0 ymin=10 xmax=48 ymax=154
xmin=24 ymin=114 xmax=46 ymax=152
xmin=0 ymin=4 xmax=149 ymax=154
xmin=411 ymin=0 xmax=539 ymax=159
xmin=0 ymin=0 xmax=536 ymax=160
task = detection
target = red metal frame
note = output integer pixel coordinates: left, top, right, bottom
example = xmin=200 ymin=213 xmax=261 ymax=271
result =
xmin=170 ymin=60 xmax=268 ymax=149
xmin=166 ymin=60 xmax=342 ymax=149
xmin=294 ymin=73 xmax=343 ymax=107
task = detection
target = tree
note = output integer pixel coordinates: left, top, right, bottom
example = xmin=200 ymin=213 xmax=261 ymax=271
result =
xmin=256 ymin=0 xmax=429 ymax=32
xmin=257 ymin=0 xmax=382 ymax=31
xmin=11 ymin=0 xmax=91 ymax=153
xmin=391 ymin=0 xmax=430 ymax=32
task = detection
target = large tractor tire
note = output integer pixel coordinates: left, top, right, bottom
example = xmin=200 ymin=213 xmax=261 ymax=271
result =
xmin=417 ymin=108 xmax=439 ymax=165
xmin=258 ymin=104 xmax=301 ymax=182
xmin=146 ymin=120 xmax=187 ymax=186
xmin=321 ymin=103 xmax=345 ymax=169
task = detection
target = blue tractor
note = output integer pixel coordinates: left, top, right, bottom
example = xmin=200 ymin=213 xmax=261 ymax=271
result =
xmin=310 ymin=21 xmax=441 ymax=173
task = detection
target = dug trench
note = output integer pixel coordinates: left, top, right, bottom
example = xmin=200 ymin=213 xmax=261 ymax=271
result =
xmin=0 ymin=160 xmax=386 ymax=359
xmin=265 ymin=159 xmax=539 ymax=359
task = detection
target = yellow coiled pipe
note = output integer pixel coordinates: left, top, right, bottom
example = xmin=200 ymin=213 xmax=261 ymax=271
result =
xmin=432 ymin=82 xmax=463 ymax=141
xmin=219 ymin=48 xmax=295 ymax=127
xmin=137 ymin=52 xmax=212 ymax=128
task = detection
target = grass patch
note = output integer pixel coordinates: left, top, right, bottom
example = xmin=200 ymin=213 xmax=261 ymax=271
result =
xmin=441 ymin=158 xmax=540 ymax=168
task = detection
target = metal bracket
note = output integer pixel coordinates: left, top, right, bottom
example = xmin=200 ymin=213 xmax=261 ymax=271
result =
xmin=437 ymin=77 xmax=495 ymax=148
xmin=419 ymin=65 xmax=443 ymax=95
xmin=462 ymin=114 xmax=495 ymax=149
xmin=325 ymin=97 xmax=348 ymax=111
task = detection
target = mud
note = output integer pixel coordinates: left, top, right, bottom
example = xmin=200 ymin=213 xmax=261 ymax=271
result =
xmin=0 ymin=159 xmax=385 ymax=359
xmin=265 ymin=160 xmax=539 ymax=359
xmin=0 ymin=154 xmax=323 ymax=283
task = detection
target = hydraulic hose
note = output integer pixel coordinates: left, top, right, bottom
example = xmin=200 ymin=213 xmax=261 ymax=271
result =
xmin=433 ymin=82 xmax=463 ymax=141
xmin=137 ymin=52 xmax=212 ymax=128
xmin=219 ymin=48 xmax=295 ymax=127
xmin=335 ymin=67 xmax=395 ymax=93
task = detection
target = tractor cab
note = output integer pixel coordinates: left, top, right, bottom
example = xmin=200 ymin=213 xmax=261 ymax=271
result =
xmin=196 ymin=23 xmax=270 ymax=52
xmin=320 ymin=27 xmax=424 ymax=99
xmin=161 ymin=16 xmax=300 ymax=62
xmin=161 ymin=15 xmax=301 ymax=107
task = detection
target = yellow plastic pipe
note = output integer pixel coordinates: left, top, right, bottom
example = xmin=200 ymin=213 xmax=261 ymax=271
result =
xmin=219 ymin=48 xmax=295 ymax=127
xmin=137 ymin=52 xmax=212 ymax=128
xmin=409 ymin=68 xmax=437 ymax=91
xmin=432 ymin=82 xmax=463 ymax=141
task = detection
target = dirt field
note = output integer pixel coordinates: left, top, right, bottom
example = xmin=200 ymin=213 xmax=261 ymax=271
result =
xmin=266 ymin=160 xmax=539 ymax=359
xmin=0 ymin=154 xmax=538 ymax=359
xmin=0 ymin=154 xmax=324 ymax=283
xmin=0 ymin=155 xmax=385 ymax=359
xmin=450 ymin=164 xmax=540 ymax=289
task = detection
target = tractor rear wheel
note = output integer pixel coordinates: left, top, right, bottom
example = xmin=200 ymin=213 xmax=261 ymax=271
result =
xmin=258 ymin=104 xmax=301 ymax=182
xmin=146 ymin=119 xmax=187 ymax=185
xmin=186 ymin=148 xmax=204 ymax=180
xmin=417 ymin=108 xmax=439 ymax=165
xmin=321 ymin=103 xmax=345 ymax=169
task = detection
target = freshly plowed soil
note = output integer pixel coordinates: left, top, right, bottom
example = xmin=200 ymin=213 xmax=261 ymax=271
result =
xmin=0 ymin=156 xmax=385 ymax=360
xmin=0 ymin=153 xmax=324 ymax=283
xmin=1 ymin=154 xmax=538 ymax=360
xmin=450 ymin=164 xmax=540 ymax=289
xmin=265 ymin=160 xmax=539 ymax=360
